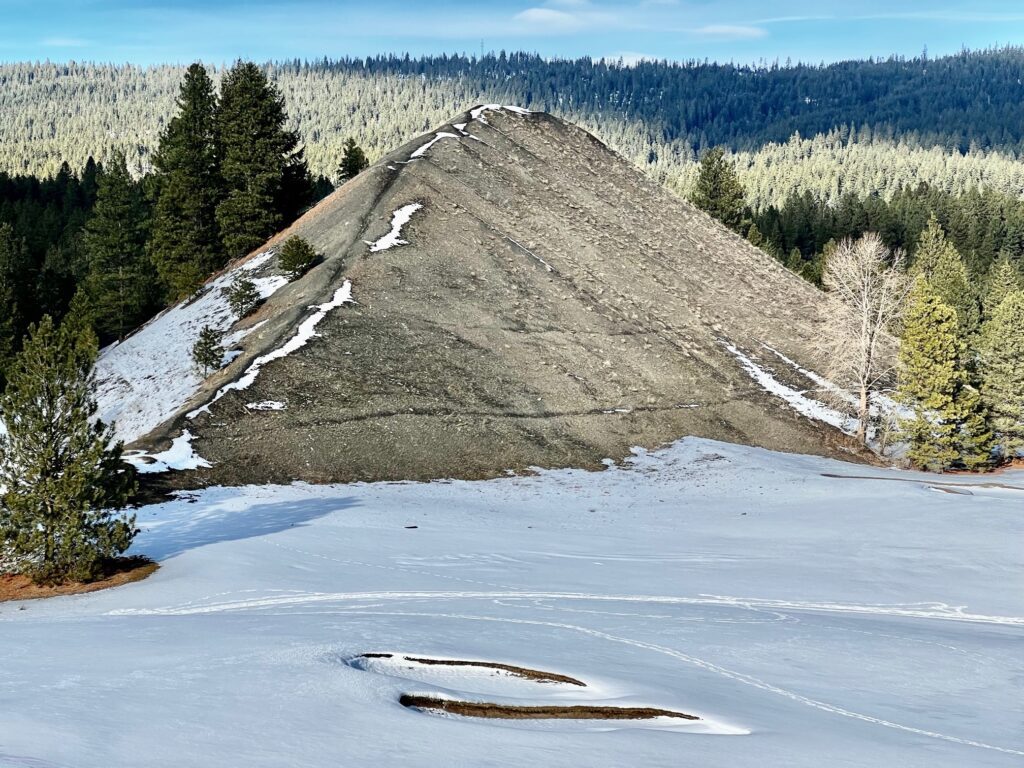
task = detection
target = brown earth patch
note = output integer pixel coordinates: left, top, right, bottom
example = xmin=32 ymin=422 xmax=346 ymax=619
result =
xmin=399 ymin=694 xmax=699 ymax=721
xmin=0 ymin=557 xmax=158 ymax=603
xmin=357 ymin=653 xmax=586 ymax=686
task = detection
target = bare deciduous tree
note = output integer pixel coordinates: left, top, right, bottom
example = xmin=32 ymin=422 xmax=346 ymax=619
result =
xmin=819 ymin=233 xmax=911 ymax=445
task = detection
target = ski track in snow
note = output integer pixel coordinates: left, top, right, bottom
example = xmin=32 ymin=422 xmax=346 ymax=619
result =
xmin=7 ymin=438 xmax=1021 ymax=764
xmin=336 ymin=610 xmax=1024 ymax=758
xmin=108 ymin=587 xmax=1024 ymax=757
xmin=110 ymin=590 xmax=1024 ymax=627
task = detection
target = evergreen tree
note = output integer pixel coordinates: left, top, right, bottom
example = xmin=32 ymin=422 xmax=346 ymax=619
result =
xmin=0 ymin=224 xmax=32 ymax=371
xmin=898 ymin=280 xmax=992 ymax=471
xmin=978 ymin=290 xmax=1024 ymax=460
xmin=956 ymin=384 xmax=996 ymax=471
xmin=981 ymin=255 xmax=1023 ymax=321
xmin=278 ymin=150 xmax=315 ymax=225
xmin=911 ymin=215 xmax=979 ymax=334
xmin=191 ymin=325 xmax=223 ymax=376
xmin=216 ymin=61 xmax=304 ymax=259
xmin=149 ymin=63 xmax=223 ymax=301
xmin=0 ymin=315 xmax=136 ymax=584
xmin=690 ymin=147 xmax=747 ymax=232
xmin=226 ymin=274 xmax=260 ymax=317
xmin=278 ymin=236 xmax=318 ymax=280
xmin=82 ymin=152 xmax=152 ymax=340
xmin=337 ymin=137 xmax=369 ymax=183
xmin=310 ymin=174 xmax=335 ymax=204
xmin=745 ymin=222 xmax=764 ymax=248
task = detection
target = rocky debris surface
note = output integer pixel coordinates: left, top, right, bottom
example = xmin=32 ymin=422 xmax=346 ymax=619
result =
xmin=131 ymin=106 xmax=867 ymax=486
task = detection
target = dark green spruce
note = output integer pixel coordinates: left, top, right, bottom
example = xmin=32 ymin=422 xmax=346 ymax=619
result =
xmin=337 ymin=137 xmax=369 ymax=183
xmin=83 ymin=152 xmax=153 ymax=340
xmin=0 ymin=315 xmax=137 ymax=584
xmin=216 ymin=61 xmax=310 ymax=259
xmin=149 ymin=63 xmax=223 ymax=301
xmin=690 ymin=147 xmax=749 ymax=233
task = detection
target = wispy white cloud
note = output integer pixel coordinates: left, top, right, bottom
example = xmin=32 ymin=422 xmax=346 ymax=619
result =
xmin=691 ymin=24 xmax=767 ymax=40
xmin=514 ymin=7 xmax=585 ymax=31
xmin=512 ymin=2 xmax=621 ymax=34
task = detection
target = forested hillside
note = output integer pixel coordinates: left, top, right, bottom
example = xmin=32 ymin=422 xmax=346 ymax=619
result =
xmin=5 ymin=48 xmax=1024 ymax=210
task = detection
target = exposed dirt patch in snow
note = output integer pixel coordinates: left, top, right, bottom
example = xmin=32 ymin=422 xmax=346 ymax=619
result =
xmin=352 ymin=653 xmax=585 ymax=686
xmin=399 ymin=695 xmax=698 ymax=721
xmin=0 ymin=557 xmax=157 ymax=603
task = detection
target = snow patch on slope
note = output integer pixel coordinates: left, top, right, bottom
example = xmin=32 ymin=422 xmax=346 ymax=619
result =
xmin=410 ymin=132 xmax=460 ymax=158
xmin=124 ymin=430 xmax=210 ymax=474
xmin=470 ymin=104 xmax=534 ymax=124
xmin=724 ymin=342 xmax=858 ymax=435
xmin=366 ymin=203 xmax=423 ymax=252
xmin=94 ymin=252 xmax=287 ymax=444
xmin=246 ymin=401 xmax=286 ymax=411
xmin=761 ymin=343 xmax=912 ymax=438
xmin=188 ymin=281 xmax=354 ymax=418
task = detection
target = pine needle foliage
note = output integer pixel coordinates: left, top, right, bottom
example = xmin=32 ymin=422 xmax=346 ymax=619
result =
xmin=690 ymin=147 xmax=748 ymax=233
xmin=148 ymin=63 xmax=223 ymax=302
xmin=910 ymin=215 xmax=979 ymax=335
xmin=0 ymin=315 xmax=137 ymax=584
xmin=278 ymin=236 xmax=318 ymax=280
xmin=226 ymin=274 xmax=261 ymax=317
xmin=83 ymin=152 xmax=153 ymax=340
xmin=216 ymin=61 xmax=306 ymax=259
xmin=981 ymin=255 xmax=1024 ymax=322
xmin=978 ymin=290 xmax=1024 ymax=460
xmin=191 ymin=325 xmax=224 ymax=376
xmin=898 ymin=280 xmax=993 ymax=471
xmin=337 ymin=137 xmax=369 ymax=183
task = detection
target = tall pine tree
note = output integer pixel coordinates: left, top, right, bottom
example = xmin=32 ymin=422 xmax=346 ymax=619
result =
xmin=337 ymin=137 xmax=369 ymax=183
xmin=981 ymin=254 xmax=1023 ymax=322
xmin=978 ymin=290 xmax=1024 ymax=461
xmin=898 ymin=279 xmax=992 ymax=471
xmin=911 ymin=214 xmax=979 ymax=335
xmin=0 ymin=224 xmax=33 ymax=372
xmin=0 ymin=315 xmax=137 ymax=584
xmin=83 ymin=152 xmax=152 ymax=340
xmin=216 ymin=61 xmax=306 ymax=259
xmin=149 ymin=63 xmax=223 ymax=301
xmin=690 ymin=147 xmax=748 ymax=233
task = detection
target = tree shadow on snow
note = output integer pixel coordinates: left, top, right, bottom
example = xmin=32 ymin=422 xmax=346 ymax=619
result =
xmin=134 ymin=493 xmax=360 ymax=561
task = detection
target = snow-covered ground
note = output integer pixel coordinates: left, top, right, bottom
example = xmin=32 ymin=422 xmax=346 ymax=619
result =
xmin=1 ymin=438 xmax=1021 ymax=767
xmin=94 ymin=252 xmax=288 ymax=445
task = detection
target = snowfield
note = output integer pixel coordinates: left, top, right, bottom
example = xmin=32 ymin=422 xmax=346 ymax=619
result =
xmin=94 ymin=251 xmax=288 ymax=444
xmin=1 ymin=438 xmax=1021 ymax=767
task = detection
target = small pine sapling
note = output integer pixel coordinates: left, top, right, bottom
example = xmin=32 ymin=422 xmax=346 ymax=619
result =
xmin=226 ymin=274 xmax=261 ymax=317
xmin=191 ymin=325 xmax=224 ymax=376
xmin=278 ymin=236 xmax=319 ymax=280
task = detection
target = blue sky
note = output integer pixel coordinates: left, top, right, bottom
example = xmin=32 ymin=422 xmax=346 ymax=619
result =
xmin=1 ymin=0 xmax=1023 ymax=65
